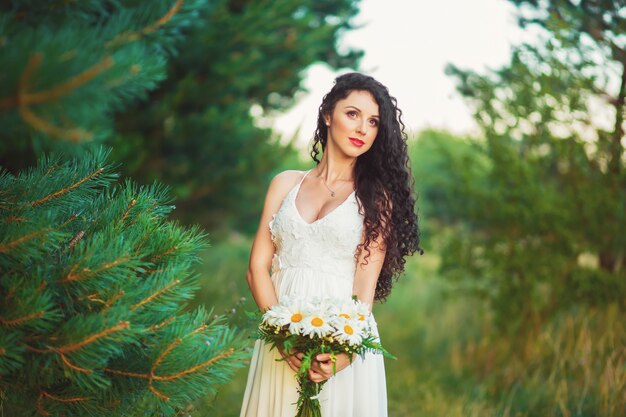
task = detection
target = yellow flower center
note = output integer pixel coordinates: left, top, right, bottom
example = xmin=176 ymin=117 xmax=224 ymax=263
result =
xmin=358 ymin=314 xmax=365 ymax=321
xmin=344 ymin=325 xmax=354 ymax=335
xmin=311 ymin=317 xmax=324 ymax=327
xmin=339 ymin=313 xmax=351 ymax=319
xmin=291 ymin=313 xmax=303 ymax=323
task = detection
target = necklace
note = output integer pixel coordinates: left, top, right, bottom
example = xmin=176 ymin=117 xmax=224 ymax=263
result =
xmin=316 ymin=171 xmax=350 ymax=197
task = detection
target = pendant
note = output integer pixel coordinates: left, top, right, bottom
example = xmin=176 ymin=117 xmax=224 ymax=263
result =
xmin=330 ymin=191 xmax=335 ymax=197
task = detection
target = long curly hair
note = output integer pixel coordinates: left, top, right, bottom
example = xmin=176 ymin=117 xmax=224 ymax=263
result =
xmin=310 ymin=72 xmax=423 ymax=301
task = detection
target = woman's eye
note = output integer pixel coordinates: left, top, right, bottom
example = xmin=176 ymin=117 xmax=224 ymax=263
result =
xmin=370 ymin=119 xmax=379 ymax=127
xmin=347 ymin=111 xmax=357 ymax=117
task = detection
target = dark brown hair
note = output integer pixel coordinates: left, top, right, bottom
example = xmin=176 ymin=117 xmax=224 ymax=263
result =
xmin=311 ymin=72 xmax=423 ymax=301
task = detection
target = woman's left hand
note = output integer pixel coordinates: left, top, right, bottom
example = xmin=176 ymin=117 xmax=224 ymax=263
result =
xmin=308 ymin=352 xmax=355 ymax=383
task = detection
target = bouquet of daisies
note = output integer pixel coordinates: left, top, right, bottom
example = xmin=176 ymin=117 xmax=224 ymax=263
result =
xmin=256 ymin=296 xmax=394 ymax=417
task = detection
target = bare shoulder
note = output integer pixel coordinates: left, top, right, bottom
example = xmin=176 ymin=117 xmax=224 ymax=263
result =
xmin=271 ymin=169 xmax=307 ymax=185
xmin=264 ymin=169 xmax=308 ymax=206
xmin=269 ymin=169 xmax=308 ymax=191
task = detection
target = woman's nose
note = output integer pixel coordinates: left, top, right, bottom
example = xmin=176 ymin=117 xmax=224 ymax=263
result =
xmin=356 ymin=120 xmax=368 ymax=134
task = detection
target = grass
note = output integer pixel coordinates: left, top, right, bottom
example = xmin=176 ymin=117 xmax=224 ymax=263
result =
xmin=187 ymin=236 xmax=626 ymax=417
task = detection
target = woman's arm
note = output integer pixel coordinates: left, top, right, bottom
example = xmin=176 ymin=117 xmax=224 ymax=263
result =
xmin=247 ymin=170 xmax=307 ymax=372
xmin=352 ymin=229 xmax=387 ymax=308
xmin=246 ymin=170 xmax=301 ymax=311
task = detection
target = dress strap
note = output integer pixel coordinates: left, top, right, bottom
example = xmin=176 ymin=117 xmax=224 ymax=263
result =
xmin=297 ymin=169 xmax=312 ymax=187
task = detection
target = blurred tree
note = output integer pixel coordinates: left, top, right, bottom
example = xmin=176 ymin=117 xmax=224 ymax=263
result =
xmin=0 ymin=0 xmax=207 ymax=165
xmin=0 ymin=0 xmax=362 ymax=235
xmin=408 ymin=130 xmax=490 ymax=235
xmin=441 ymin=0 xmax=625 ymax=333
xmin=0 ymin=149 xmax=248 ymax=416
xmin=0 ymin=3 xmax=248 ymax=414
xmin=110 ymin=0 xmax=362 ymax=233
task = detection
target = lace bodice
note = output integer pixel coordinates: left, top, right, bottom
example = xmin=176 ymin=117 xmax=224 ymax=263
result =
xmin=268 ymin=169 xmax=364 ymax=281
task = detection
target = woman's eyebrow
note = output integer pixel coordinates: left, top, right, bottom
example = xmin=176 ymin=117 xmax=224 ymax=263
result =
xmin=344 ymin=105 xmax=379 ymax=118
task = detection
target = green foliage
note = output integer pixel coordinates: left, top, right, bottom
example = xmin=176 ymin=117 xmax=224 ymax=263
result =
xmin=434 ymin=0 xmax=626 ymax=332
xmin=110 ymin=0 xmax=362 ymax=232
xmin=0 ymin=0 xmax=359 ymax=234
xmin=409 ymin=130 xmax=490 ymax=229
xmin=0 ymin=0 xmax=209 ymax=165
xmin=0 ymin=149 xmax=248 ymax=416
xmin=187 ymin=237 xmax=625 ymax=417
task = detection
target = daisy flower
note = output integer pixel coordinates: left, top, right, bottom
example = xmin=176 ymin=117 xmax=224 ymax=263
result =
xmin=262 ymin=304 xmax=290 ymax=327
xmin=263 ymin=299 xmax=309 ymax=335
xmin=353 ymin=300 xmax=372 ymax=328
xmin=332 ymin=317 xmax=363 ymax=346
xmin=283 ymin=301 xmax=309 ymax=335
xmin=301 ymin=311 xmax=334 ymax=338
xmin=336 ymin=300 xmax=358 ymax=321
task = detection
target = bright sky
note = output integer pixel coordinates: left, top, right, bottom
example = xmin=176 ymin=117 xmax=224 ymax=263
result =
xmin=269 ymin=0 xmax=537 ymax=147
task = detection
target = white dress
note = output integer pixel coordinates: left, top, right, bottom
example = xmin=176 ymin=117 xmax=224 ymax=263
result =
xmin=239 ymin=169 xmax=388 ymax=417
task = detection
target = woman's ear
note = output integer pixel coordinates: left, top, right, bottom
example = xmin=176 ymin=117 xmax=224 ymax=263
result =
xmin=323 ymin=113 xmax=331 ymax=126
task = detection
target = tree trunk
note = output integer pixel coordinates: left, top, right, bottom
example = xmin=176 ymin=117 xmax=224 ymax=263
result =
xmin=598 ymin=61 xmax=626 ymax=273
xmin=609 ymin=61 xmax=626 ymax=176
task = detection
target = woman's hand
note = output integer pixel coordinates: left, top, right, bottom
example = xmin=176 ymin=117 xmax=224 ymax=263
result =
xmin=278 ymin=345 xmax=304 ymax=373
xmin=308 ymin=352 xmax=355 ymax=383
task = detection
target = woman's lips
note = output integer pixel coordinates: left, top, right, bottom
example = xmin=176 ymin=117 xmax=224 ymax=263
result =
xmin=349 ymin=137 xmax=365 ymax=147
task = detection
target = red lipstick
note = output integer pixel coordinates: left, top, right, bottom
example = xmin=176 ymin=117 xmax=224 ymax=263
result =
xmin=349 ymin=137 xmax=365 ymax=147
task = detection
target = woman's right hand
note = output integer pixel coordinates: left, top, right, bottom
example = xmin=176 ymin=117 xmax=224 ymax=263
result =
xmin=278 ymin=345 xmax=303 ymax=373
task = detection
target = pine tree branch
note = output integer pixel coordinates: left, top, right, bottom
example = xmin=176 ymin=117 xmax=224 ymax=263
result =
xmin=18 ymin=52 xmax=42 ymax=101
xmin=0 ymin=227 xmax=52 ymax=253
xmin=104 ymin=324 xmax=211 ymax=382
xmin=41 ymin=391 xmax=90 ymax=403
xmin=148 ymin=384 xmax=170 ymax=401
xmin=59 ymin=353 xmax=93 ymax=374
xmin=150 ymin=246 xmax=178 ymax=263
xmin=106 ymin=0 xmax=185 ymax=49
xmin=81 ymin=289 xmax=125 ymax=310
xmin=130 ymin=279 xmax=180 ymax=311
xmin=146 ymin=316 xmax=175 ymax=332
xmin=66 ymin=230 xmax=85 ymax=250
xmin=61 ymin=255 xmax=129 ymax=283
xmin=2 ymin=53 xmax=112 ymax=141
xmin=0 ymin=214 xmax=77 ymax=253
xmin=140 ymin=349 xmax=237 ymax=402
xmin=32 ymin=168 xmax=104 ymax=207
xmin=55 ymin=321 xmax=129 ymax=353
xmin=5 ymin=216 xmax=27 ymax=223
xmin=0 ymin=311 xmax=44 ymax=326
xmin=0 ymin=54 xmax=114 ymax=109
xmin=104 ymin=346 xmax=235 ymax=383
xmin=36 ymin=395 xmax=49 ymax=416
xmin=152 ymin=337 xmax=183 ymax=373
xmin=44 ymin=163 xmax=60 ymax=177
xmin=152 ymin=348 xmax=235 ymax=381
xmin=19 ymin=106 xmax=93 ymax=142
xmin=81 ymin=292 xmax=106 ymax=305
xmin=119 ymin=199 xmax=136 ymax=224
xmin=23 ymin=57 xmax=114 ymax=106
xmin=25 ymin=344 xmax=51 ymax=353
xmin=134 ymin=232 xmax=152 ymax=257
xmin=37 ymin=390 xmax=91 ymax=417
xmin=105 ymin=64 xmax=142 ymax=90
xmin=0 ymin=53 xmax=113 ymax=142
xmin=103 ymin=290 xmax=125 ymax=311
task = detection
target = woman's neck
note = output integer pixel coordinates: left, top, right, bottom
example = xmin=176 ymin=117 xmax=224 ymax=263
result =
xmin=315 ymin=148 xmax=355 ymax=183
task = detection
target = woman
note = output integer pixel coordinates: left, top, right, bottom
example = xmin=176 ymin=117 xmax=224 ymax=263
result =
xmin=240 ymin=72 xmax=422 ymax=417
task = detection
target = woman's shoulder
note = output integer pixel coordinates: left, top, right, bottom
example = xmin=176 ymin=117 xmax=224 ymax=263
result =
xmin=265 ymin=169 xmax=309 ymax=201
xmin=269 ymin=169 xmax=308 ymax=190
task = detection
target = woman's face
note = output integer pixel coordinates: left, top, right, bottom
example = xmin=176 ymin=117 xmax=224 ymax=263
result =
xmin=324 ymin=90 xmax=379 ymax=157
